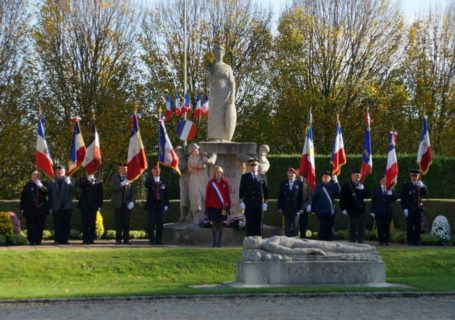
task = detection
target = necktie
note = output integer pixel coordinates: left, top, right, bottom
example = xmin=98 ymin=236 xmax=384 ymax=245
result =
xmin=289 ymin=181 xmax=293 ymax=190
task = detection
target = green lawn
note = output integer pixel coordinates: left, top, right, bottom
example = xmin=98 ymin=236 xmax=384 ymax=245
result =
xmin=0 ymin=246 xmax=454 ymax=300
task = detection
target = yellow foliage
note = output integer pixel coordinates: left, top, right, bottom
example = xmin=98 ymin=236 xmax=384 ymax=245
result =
xmin=0 ymin=212 xmax=14 ymax=238
xmin=96 ymin=210 xmax=105 ymax=239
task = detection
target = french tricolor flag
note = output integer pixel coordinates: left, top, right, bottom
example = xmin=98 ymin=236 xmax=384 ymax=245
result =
xmin=330 ymin=118 xmax=346 ymax=176
xmin=417 ymin=116 xmax=432 ymax=175
xmin=67 ymin=116 xmax=86 ymax=176
xmin=127 ymin=112 xmax=148 ymax=181
xmin=165 ymin=96 xmax=173 ymax=121
xmin=35 ymin=115 xmax=54 ymax=179
xmin=193 ymin=95 xmax=202 ymax=120
xmin=177 ymin=120 xmax=197 ymax=142
xmin=82 ymin=121 xmax=101 ymax=175
xmin=360 ymin=111 xmax=373 ymax=181
xmin=300 ymin=112 xmax=316 ymax=191
xmin=159 ymin=116 xmax=180 ymax=174
xmin=385 ymin=130 xmax=398 ymax=191
xmin=182 ymin=92 xmax=192 ymax=114
xmin=201 ymin=95 xmax=209 ymax=115
xmin=174 ymin=94 xmax=182 ymax=116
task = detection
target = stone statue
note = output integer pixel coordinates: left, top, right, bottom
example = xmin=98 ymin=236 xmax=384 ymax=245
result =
xmin=207 ymin=44 xmax=236 ymax=141
xmin=241 ymin=236 xmax=380 ymax=262
xmin=175 ymin=146 xmax=190 ymax=222
xmin=187 ymin=143 xmax=216 ymax=224
xmin=258 ymin=144 xmax=270 ymax=175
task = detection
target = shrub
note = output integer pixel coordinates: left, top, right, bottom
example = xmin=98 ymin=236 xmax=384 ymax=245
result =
xmin=0 ymin=234 xmax=6 ymax=245
xmin=364 ymin=229 xmax=378 ymax=241
xmin=42 ymin=230 xmax=53 ymax=240
xmin=421 ymin=233 xmax=442 ymax=246
xmin=8 ymin=212 xmax=21 ymax=235
xmin=333 ymin=230 xmax=348 ymax=240
xmin=69 ymin=229 xmax=82 ymax=240
xmin=391 ymin=230 xmax=407 ymax=244
xmin=95 ymin=211 xmax=105 ymax=239
xmin=10 ymin=233 xmax=28 ymax=245
xmin=105 ymin=230 xmax=116 ymax=239
xmin=129 ymin=230 xmax=147 ymax=239
xmin=0 ymin=212 xmax=14 ymax=239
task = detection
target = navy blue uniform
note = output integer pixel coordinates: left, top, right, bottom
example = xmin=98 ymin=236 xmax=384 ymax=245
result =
xmin=277 ymin=179 xmax=304 ymax=237
xmin=78 ymin=176 xmax=103 ymax=244
xmin=401 ymin=181 xmax=428 ymax=245
xmin=340 ymin=181 xmax=370 ymax=243
xmin=370 ymin=186 xmax=397 ymax=244
xmin=20 ymin=181 xmax=49 ymax=245
xmin=144 ymin=176 xmax=169 ymax=244
xmin=311 ymin=182 xmax=340 ymax=240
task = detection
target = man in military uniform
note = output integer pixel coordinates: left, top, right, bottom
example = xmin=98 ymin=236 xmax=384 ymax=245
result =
xmin=20 ymin=170 xmax=49 ymax=245
xmin=298 ymin=175 xmax=311 ymax=238
xmin=340 ymin=170 xmax=370 ymax=243
xmin=277 ymin=167 xmax=304 ymax=237
xmin=78 ymin=173 xmax=103 ymax=244
xmin=401 ymin=169 xmax=428 ymax=245
xmin=110 ymin=163 xmax=136 ymax=244
xmin=144 ymin=165 xmax=169 ymax=245
xmin=48 ymin=165 xmax=76 ymax=244
xmin=239 ymin=158 xmax=269 ymax=237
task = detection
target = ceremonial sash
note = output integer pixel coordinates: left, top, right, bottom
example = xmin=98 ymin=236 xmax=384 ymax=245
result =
xmin=322 ymin=186 xmax=335 ymax=215
xmin=211 ymin=181 xmax=227 ymax=215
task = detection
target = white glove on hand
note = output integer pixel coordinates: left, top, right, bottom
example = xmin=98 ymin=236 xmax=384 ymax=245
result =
xmin=386 ymin=190 xmax=393 ymax=196
xmin=164 ymin=206 xmax=168 ymax=212
xmin=403 ymin=209 xmax=409 ymax=217
xmin=35 ymin=180 xmax=43 ymax=188
xmin=121 ymin=179 xmax=128 ymax=187
xmin=342 ymin=210 xmax=348 ymax=215
xmin=306 ymin=205 xmax=311 ymax=212
xmin=357 ymin=183 xmax=365 ymax=190
xmin=127 ymin=202 xmax=134 ymax=210
xmin=87 ymin=174 xmax=95 ymax=182
xmin=262 ymin=203 xmax=268 ymax=212
xmin=239 ymin=201 xmax=245 ymax=210
xmin=65 ymin=177 xmax=71 ymax=184
xmin=370 ymin=213 xmax=375 ymax=218
xmin=416 ymin=180 xmax=424 ymax=188
xmin=298 ymin=210 xmax=303 ymax=215
xmin=332 ymin=175 xmax=338 ymax=183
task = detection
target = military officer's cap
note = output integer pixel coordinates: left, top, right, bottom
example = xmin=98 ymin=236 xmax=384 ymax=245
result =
xmin=118 ymin=162 xmax=127 ymax=167
xmin=287 ymin=167 xmax=298 ymax=174
xmin=410 ymin=169 xmax=420 ymax=174
xmin=248 ymin=158 xmax=259 ymax=164
xmin=55 ymin=164 xmax=65 ymax=170
xmin=351 ymin=169 xmax=361 ymax=174
xmin=321 ymin=170 xmax=332 ymax=177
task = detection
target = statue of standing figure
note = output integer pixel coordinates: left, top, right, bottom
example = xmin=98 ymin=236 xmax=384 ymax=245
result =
xmin=207 ymin=44 xmax=236 ymax=141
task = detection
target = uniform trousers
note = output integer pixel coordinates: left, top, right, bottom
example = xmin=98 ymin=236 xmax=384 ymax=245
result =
xmin=81 ymin=207 xmax=97 ymax=244
xmin=299 ymin=210 xmax=309 ymax=238
xmin=407 ymin=211 xmax=422 ymax=245
xmin=115 ymin=205 xmax=131 ymax=243
xmin=375 ymin=215 xmax=392 ymax=244
xmin=318 ymin=215 xmax=334 ymax=241
xmin=348 ymin=214 xmax=366 ymax=243
xmin=245 ymin=206 xmax=262 ymax=237
xmin=53 ymin=209 xmax=72 ymax=244
xmin=25 ymin=215 xmax=47 ymax=245
xmin=148 ymin=206 xmax=164 ymax=244
xmin=284 ymin=215 xmax=298 ymax=237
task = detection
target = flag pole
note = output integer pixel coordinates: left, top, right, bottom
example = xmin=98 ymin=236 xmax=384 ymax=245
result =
xmin=157 ymin=105 xmax=162 ymax=170
xmin=182 ymin=0 xmax=188 ymax=147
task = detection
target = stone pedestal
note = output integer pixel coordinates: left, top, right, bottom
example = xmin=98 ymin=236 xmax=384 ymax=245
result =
xmin=200 ymin=141 xmax=257 ymax=218
xmin=237 ymin=260 xmax=386 ymax=285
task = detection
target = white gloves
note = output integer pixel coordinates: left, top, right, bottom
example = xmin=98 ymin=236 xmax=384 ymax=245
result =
xmin=332 ymin=175 xmax=338 ymax=183
xmin=121 ymin=179 xmax=129 ymax=187
xmin=342 ymin=210 xmax=348 ymax=215
xmin=306 ymin=205 xmax=311 ymax=212
xmin=370 ymin=213 xmax=375 ymax=218
xmin=262 ymin=203 xmax=268 ymax=212
xmin=65 ymin=177 xmax=71 ymax=184
xmin=88 ymin=174 xmax=95 ymax=182
xmin=239 ymin=201 xmax=246 ymax=210
xmin=357 ymin=183 xmax=364 ymax=190
xmin=298 ymin=210 xmax=303 ymax=215
xmin=35 ymin=180 xmax=43 ymax=188
xmin=416 ymin=180 xmax=425 ymax=188
xmin=386 ymin=190 xmax=393 ymax=196
xmin=403 ymin=209 xmax=409 ymax=217
xmin=164 ymin=206 xmax=168 ymax=212
xmin=127 ymin=202 xmax=134 ymax=210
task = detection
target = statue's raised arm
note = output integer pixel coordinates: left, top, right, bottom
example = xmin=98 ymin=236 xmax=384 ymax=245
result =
xmin=207 ymin=44 xmax=237 ymax=141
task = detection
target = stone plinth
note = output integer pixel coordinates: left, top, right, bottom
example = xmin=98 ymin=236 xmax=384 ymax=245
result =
xmin=237 ymin=260 xmax=385 ymax=285
xmin=162 ymin=222 xmax=280 ymax=246
xmin=199 ymin=141 xmax=257 ymax=217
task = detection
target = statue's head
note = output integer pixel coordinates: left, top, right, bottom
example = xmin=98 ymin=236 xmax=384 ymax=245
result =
xmin=258 ymin=144 xmax=270 ymax=155
xmin=214 ymin=44 xmax=225 ymax=61
xmin=186 ymin=143 xmax=200 ymax=156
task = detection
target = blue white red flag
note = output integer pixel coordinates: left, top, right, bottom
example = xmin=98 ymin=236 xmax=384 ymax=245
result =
xmin=35 ymin=115 xmax=54 ymax=179
xmin=82 ymin=121 xmax=101 ymax=175
xmin=300 ymin=112 xmax=316 ymax=191
xmin=385 ymin=130 xmax=398 ymax=191
xmin=201 ymin=95 xmax=209 ymax=115
xmin=177 ymin=120 xmax=197 ymax=142
xmin=127 ymin=112 xmax=148 ymax=181
xmin=193 ymin=95 xmax=202 ymax=120
xmin=417 ymin=116 xmax=432 ymax=175
xmin=182 ymin=92 xmax=192 ymax=114
xmin=330 ymin=118 xmax=346 ymax=176
xmin=165 ymin=95 xmax=173 ymax=121
xmin=360 ymin=111 xmax=373 ymax=181
xmin=174 ymin=94 xmax=182 ymax=116
xmin=67 ymin=116 xmax=86 ymax=176
xmin=159 ymin=116 xmax=180 ymax=174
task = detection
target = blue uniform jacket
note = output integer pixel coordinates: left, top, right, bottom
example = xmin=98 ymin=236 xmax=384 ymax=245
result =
xmin=311 ymin=182 xmax=340 ymax=216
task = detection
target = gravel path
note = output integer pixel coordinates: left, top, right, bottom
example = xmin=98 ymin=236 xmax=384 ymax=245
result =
xmin=1 ymin=295 xmax=454 ymax=320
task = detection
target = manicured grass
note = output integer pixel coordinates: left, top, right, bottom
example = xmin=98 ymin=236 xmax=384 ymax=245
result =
xmin=0 ymin=246 xmax=454 ymax=299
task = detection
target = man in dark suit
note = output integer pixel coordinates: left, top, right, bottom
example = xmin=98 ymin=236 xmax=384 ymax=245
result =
xmin=298 ymin=175 xmax=311 ymax=238
xmin=277 ymin=167 xmax=304 ymax=237
xmin=144 ymin=165 xmax=169 ymax=245
xmin=78 ymin=173 xmax=103 ymax=244
xmin=110 ymin=163 xmax=136 ymax=244
xmin=340 ymin=170 xmax=370 ymax=243
xmin=239 ymin=158 xmax=269 ymax=237
xmin=48 ymin=165 xmax=76 ymax=244
xmin=20 ymin=170 xmax=49 ymax=245
xmin=370 ymin=175 xmax=397 ymax=246
xmin=401 ymin=169 xmax=428 ymax=245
